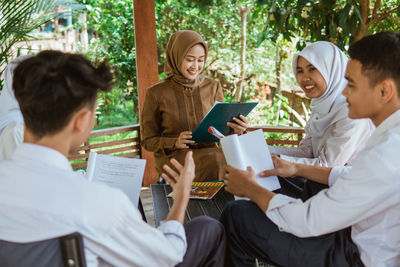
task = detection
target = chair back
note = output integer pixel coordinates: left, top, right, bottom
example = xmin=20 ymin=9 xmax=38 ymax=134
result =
xmin=0 ymin=232 xmax=86 ymax=267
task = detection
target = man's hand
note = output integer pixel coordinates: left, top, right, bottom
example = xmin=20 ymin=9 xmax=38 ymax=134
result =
xmin=161 ymin=151 xmax=195 ymax=201
xmin=224 ymin=165 xmax=276 ymax=213
xmin=224 ymin=165 xmax=258 ymax=197
xmin=175 ymin=131 xmax=195 ymax=149
xmin=259 ymin=155 xmax=298 ymax=178
xmin=227 ymin=114 xmax=249 ymax=135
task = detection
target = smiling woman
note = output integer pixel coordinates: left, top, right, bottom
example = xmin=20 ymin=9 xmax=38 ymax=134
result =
xmin=140 ymin=30 xmax=248 ymax=181
xmin=269 ymin=41 xmax=374 ymax=168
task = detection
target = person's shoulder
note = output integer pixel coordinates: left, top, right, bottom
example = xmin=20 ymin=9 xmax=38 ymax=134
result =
xmin=147 ymin=79 xmax=172 ymax=92
xmin=201 ymin=77 xmax=220 ymax=87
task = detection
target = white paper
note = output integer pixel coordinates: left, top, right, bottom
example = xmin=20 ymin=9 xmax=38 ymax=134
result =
xmin=86 ymin=152 xmax=146 ymax=207
xmin=220 ymin=129 xmax=280 ymax=191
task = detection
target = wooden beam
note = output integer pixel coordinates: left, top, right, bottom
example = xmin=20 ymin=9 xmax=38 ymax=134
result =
xmin=133 ymin=0 xmax=159 ymax=186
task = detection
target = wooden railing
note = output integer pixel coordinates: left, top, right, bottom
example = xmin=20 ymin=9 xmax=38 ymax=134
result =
xmin=248 ymin=125 xmax=305 ymax=146
xmin=68 ymin=124 xmax=304 ymax=169
xmin=68 ymin=124 xmax=141 ymax=169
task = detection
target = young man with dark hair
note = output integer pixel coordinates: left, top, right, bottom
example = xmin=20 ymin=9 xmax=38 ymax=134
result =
xmin=221 ymin=31 xmax=400 ymax=267
xmin=0 ymin=50 xmax=225 ymax=266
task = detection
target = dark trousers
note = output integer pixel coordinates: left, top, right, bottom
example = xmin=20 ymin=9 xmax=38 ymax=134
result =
xmin=220 ymin=178 xmax=364 ymax=267
xmin=177 ymin=216 xmax=226 ymax=267
xmin=277 ymin=177 xmax=329 ymax=201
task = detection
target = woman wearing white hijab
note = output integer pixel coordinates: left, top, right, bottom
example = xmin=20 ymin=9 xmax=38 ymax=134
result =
xmin=269 ymin=41 xmax=373 ymax=167
xmin=0 ymin=55 xmax=32 ymax=160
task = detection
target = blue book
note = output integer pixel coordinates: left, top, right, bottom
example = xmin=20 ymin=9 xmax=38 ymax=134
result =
xmin=191 ymin=102 xmax=258 ymax=143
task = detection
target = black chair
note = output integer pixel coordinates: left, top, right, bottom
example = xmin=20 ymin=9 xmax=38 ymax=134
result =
xmin=0 ymin=232 xmax=86 ymax=267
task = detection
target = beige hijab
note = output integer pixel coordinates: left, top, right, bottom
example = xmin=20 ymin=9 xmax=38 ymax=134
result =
xmin=164 ymin=30 xmax=208 ymax=88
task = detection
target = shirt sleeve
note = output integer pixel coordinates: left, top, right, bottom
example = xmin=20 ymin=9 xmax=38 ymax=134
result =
xmin=266 ymin=144 xmax=396 ymax=238
xmin=140 ymin=89 xmax=177 ymax=153
xmin=215 ymin=82 xmax=224 ymax=102
xmin=269 ymin=134 xmax=313 ymax=158
xmin=277 ymin=118 xmax=372 ymax=167
xmin=328 ymin=166 xmax=351 ymax=186
xmin=86 ymin=190 xmax=187 ymax=266
xmin=0 ymin=122 xmax=24 ymax=161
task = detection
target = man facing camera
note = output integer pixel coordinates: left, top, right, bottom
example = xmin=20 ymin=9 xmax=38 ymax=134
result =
xmin=0 ymin=51 xmax=225 ymax=266
xmin=221 ymin=32 xmax=400 ymax=267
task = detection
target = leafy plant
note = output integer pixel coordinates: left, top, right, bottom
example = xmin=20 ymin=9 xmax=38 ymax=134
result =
xmin=74 ymin=0 xmax=137 ymax=127
xmin=0 ymin=0 xmax=76 ymax=87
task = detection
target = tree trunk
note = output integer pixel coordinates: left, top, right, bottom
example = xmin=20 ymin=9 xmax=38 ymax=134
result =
xmin=275 ymin=44 xmax=282 ymax=95
xmin=354 ymin=0 xmax=370 ymax=41
xmin=271 ymin=37 xmax=283 ymax=103
xmin=79 ymin=12 xmax=89 ymax=52
xmin=235 ymin=5 xmax=252 ymax=102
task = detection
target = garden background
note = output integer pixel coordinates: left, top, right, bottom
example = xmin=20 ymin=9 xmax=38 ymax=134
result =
xmin=1 ymin=0 xmax=400 ymax=133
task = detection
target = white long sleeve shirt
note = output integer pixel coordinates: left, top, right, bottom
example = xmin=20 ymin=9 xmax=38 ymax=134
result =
xmin=266 ymin=110 xmax=400 ymax=267
xmin=0 ymin=143 xmax=187 ymax=267
xmin=269 ymin=117 xmax=373 ymax=166
xmin=0 ymin=122 xmax=23 ymax=161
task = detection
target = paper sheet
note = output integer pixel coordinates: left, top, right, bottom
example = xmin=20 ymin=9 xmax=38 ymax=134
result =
xmin=86 ymin=152 xmax=146 ymax=206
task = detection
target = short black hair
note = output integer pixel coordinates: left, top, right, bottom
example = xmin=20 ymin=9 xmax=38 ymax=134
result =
xmin=348 ymin=31 xmax=400 ymax=93
xmin=13 ymin=50 xmax=114 ymax=138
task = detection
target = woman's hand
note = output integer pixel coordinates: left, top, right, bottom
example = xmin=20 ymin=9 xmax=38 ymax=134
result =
xmin=227 ymin=114 xmax=249 ymax=135
xmin=259 ymin=155 xmax=298 ymax=178
xmin=175 ymin=131 xmax=195 ymax=149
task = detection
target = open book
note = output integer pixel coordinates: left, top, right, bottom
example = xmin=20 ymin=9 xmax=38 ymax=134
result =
xmin=168 ymin=182 xmax=224 ymax=200
xmin=220 ymin=129 xmax=280 ymax=191
xmin=86 ymin=152 xmax=146 ymax=207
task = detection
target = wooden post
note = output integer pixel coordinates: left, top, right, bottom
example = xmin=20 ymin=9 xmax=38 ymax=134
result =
xmin=133 ymin=0 xmax=159 ymax=185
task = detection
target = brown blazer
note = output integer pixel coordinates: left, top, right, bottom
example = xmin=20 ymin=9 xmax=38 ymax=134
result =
xmin=141 ymin=78 xmax=226 ymax=181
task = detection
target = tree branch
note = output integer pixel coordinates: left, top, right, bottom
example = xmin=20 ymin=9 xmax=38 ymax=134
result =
xmin=371 ymin=0 xmax=381 ymax=19
xmin=368 ymin=5 xmax=400 ymax=28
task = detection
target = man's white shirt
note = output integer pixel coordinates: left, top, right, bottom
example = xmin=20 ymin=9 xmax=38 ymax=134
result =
xmin=0 ymin=143 xmax=187 ymax=266
xmin=267 ymin=110 xmax=400 ymax=267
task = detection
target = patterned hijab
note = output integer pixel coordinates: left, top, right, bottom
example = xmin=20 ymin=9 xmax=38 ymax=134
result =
xmin=292 ymin=41 xmax=349 ymax=136
xmin=164 ymin=30 xmax=208 ymax=88
xmin=0 ymin=55 xmax=33 ymax=134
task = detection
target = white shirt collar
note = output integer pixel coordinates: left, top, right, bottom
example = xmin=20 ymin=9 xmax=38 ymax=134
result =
xmin=12 ymin=143 xmax=72 ymax=172
xmin=366 ymin=109 xmax=400 ymax=147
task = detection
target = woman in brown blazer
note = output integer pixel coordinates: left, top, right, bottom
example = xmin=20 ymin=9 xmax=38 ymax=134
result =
xmin=141 ymin=30 xmax=248 ymax=181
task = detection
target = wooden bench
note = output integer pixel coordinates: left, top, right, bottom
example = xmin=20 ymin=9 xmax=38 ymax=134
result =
xmin=68 ymin=124 xmax=141 ymax=169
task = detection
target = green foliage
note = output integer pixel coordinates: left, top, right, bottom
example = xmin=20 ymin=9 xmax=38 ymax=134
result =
xmin=75 ymin=0 xmax=137 ymax=128
xmin=155 ymin=0 xmax=297 ymax=100
xmin=247 ymin=93 xmax=309 ymax=142
xmin=0 ymin=0 xmax=75 ymax=88
xmin=255 ymin=0 xmax=400 ymax=50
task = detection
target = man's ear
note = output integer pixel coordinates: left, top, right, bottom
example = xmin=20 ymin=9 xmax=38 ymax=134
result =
xmin=72 ymin=108 xmax=92 ymax=133
xmin=380 ymin=79 xmax=397 ymax=104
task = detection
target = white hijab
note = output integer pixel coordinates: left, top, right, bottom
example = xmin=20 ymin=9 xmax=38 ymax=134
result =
xmin=292 ymin=41 xmax=349 ymax=136
xmin=0 ymin=55 xmax=33 ymax=134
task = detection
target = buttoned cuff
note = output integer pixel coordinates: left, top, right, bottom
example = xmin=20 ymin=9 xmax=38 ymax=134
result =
xmin=328 ymin=166 xmax=351 ymax=186
xmin=158 ymin=220 xmax=187 ymax=257
xmin=162 ymin=137 xmax=177 ymax=150
xmin=158 ymin=220 xmax=185 ymax=235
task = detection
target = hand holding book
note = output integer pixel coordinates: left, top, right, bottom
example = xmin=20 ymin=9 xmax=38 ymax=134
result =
xmin=226 ymin=114 xmax=249 ymax=135
xmin=218 ymin=129 xmax=281 ymax=192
